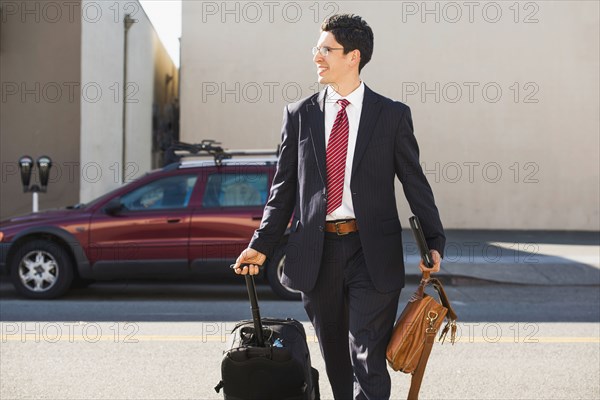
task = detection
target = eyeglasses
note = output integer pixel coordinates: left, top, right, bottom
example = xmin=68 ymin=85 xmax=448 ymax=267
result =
xmin=312 ymin=46 xmax=344 ymax=56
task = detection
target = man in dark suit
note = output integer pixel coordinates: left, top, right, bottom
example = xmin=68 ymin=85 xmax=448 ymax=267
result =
xmin=233 ymin=14 xmax=445 ymax=400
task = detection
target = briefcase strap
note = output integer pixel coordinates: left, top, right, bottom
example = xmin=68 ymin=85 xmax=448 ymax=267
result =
xmin=431 ymin=279 xmax=458 ymax=321
xmin=407 ymin=329 xmax=436 ymax=400
xmin=418 ymin=275 xmax=458 ymax=323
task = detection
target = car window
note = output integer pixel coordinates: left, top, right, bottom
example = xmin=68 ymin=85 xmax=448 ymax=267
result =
xmin=202 ymin=173 xmax=268 ymax=208
xmin=121 ymin=175 xmax=198 ymax=211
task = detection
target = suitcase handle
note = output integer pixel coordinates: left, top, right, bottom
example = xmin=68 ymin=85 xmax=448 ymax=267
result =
xmin=230 ymin=263 xmax=266 ymax=347
xmin=241 ymin=267 xmax=265 ymax=347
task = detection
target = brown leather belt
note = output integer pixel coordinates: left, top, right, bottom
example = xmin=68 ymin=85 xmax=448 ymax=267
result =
xmin=324 ymin=219 xmax=358 ymax=235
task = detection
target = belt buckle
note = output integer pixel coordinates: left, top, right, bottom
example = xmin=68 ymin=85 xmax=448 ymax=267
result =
xmin=335 ymin=221 xmax=350 ymax=236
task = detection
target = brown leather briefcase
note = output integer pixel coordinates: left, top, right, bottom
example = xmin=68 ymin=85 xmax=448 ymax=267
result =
xmin=386 ymin=273 xmax=458 ymax=400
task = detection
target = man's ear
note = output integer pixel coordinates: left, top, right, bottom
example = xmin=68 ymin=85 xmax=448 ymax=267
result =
xmin=350 ymin=49 xmax=361 ymax=67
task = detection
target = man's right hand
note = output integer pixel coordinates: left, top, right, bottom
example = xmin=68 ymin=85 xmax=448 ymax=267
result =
xmin=233 ymin=248 xmax=266 ymax=276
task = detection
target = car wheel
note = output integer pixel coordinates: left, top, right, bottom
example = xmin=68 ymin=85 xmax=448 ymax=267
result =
xmin=10 ymin=240 xmax=74 ymax=299
xmin=266 ymin=246 xmax=302 ymax=301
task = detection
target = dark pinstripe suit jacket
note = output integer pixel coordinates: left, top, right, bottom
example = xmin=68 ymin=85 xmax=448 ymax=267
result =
xmin=250 ymin=85 xmax=445 ymax=293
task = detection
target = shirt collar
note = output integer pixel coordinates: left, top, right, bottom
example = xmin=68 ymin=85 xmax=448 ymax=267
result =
xmin=319 ymin=81 xmax=365 ymax=109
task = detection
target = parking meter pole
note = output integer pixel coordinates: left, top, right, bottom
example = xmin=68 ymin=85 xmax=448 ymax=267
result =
xmin=32 ymin=192 xmax=39 ymax=213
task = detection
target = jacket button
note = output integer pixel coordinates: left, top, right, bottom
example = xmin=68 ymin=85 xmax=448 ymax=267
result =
xmin=318 ymin=226 xmax=323 ymax=232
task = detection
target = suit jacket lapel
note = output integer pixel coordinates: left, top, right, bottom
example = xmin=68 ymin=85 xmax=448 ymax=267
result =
xmin=352 ymin=85 xmax=382 ymax=176
xmin=306 ymin=93 xmax=326 ymax=187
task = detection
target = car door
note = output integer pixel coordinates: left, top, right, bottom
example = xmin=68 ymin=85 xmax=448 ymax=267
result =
xmin=88 ymin=174 xmax=198 ymax=278
xmin=188 ymin=166 xmax=271 ymax=277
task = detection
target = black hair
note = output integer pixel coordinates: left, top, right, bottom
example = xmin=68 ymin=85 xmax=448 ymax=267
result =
xmin=320 ymin=14 xmax=374 ymax=73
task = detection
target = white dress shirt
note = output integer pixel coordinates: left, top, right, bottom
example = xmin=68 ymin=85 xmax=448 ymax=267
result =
xmin=318 ymin=81 xmax=365 ymax=221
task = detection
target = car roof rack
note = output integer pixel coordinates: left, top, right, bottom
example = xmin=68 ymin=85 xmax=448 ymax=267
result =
xmin=164 ymin=140 xmax=279 ymax=167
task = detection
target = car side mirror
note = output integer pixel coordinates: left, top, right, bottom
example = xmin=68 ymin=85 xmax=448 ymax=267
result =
xmin=104 ymin=197 xmax=124 ymax=215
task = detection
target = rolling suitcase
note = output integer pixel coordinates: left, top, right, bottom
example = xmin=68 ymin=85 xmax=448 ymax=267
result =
xmin=215 ymin=273 xmax=320 ymax=400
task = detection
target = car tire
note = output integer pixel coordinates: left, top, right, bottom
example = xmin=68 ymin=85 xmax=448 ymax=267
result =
xmin=266 ymin=246 xmax=302 ymax=301
xmin=10 ymin=239 xmax=74 ymax=299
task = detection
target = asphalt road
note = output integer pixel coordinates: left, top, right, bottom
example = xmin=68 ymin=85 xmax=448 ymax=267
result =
xmin=1 ymin=280 xmax=599 ymax=400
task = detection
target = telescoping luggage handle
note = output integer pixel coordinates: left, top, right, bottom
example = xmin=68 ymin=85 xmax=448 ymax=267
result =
xmin=229 ymin=263 xmax=266 ymax=347
xmin=244 ymin=273 xmax=266 ymax=347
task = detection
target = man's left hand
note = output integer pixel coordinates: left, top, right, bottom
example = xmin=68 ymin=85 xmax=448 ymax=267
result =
xmin=418 ymin=249 xmax=441 ymax=273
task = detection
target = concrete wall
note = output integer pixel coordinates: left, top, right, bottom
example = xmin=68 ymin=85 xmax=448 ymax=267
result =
xmin=0 ymin=0 xmax=82 ymax=220
xmin=0 ymin=0 xmax=180 ymax=218
xmin=80 ymin=0 xmax=179 ymax=202
xmin=150 ymin=27 xmax=179 ymax=168
xmin=124 ymin=5 xmax=154 ymax=180
xmin=79 ymin=0 xmax=126 ymax=202
xmin=180 ymin=1 xmax=599 ymax=230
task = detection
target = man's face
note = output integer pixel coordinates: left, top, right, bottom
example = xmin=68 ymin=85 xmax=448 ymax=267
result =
xmin=313 ymin=31 xmax=355 ymax=86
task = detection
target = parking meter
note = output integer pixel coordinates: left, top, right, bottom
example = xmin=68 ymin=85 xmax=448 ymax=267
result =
xmin=37 ymin=156 xmax=52 ymax=190
xmin=18 ymin=155 xmax=34 ymax=192
xmin=18 ymin=155 xmax=53 ymax=212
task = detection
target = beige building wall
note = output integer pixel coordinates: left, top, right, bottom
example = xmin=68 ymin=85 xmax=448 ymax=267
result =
xmin=80 ymin=0 xmax=126 ymax=202
xmin=80 ymin=0 xmax=179 ymax=203
xmin=181 ymin=1 xmax=599 ymax=230
xmin=123 ymin=11 xmax=154 ymax=182
xmin=1 ymin=0 xmax=179 ymax=217
xmin=150 ymin=26 xmax=179 ymax=168
xmin=0 ymin=0 xmax=82 ymax=220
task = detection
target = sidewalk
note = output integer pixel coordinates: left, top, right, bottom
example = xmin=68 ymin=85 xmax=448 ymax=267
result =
xmin=403 ymin=230 xmax=600 ymax=286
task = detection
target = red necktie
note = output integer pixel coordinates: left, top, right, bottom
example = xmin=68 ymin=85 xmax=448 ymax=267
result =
xmin=326 ymin=99 xmax=350 ymax=215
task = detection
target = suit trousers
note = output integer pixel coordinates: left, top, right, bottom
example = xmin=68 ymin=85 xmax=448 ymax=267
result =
xmin=301 ymin=231 xmax=401 ymax=400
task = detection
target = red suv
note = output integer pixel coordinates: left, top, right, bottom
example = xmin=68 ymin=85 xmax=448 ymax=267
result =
xmin=0 ymin=142 xmax=299 ymax=300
